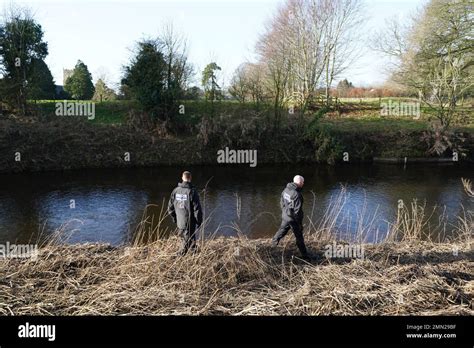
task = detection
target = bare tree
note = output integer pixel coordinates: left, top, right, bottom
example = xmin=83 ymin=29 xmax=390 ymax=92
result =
xmin=228 ymin=63 xmax=249 ymax=103
xmin=373 ymin=0 xmax=474 ymax=128
xmin=256 ymin=7 xmax=293 ymax=127
xmin=228 ymin=62 xmax=265 ymax=105
xmin=321 ymin=0 xmax=365 ymax=105
xmin=256 ymin=0 xmax=365 ymax=121
xmin=246 ymin=63 xmax=265 ymax=105
xmin=158 ymin=22 xmax=194 ymax=118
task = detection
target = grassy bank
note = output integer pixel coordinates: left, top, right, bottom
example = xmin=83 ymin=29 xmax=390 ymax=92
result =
xmin=0 ymin=99 xmax=473 ymax=173
xmin=1 ymin=119 xmax=473 ymax=174
xmin=32 ymin=100 xmax=130 ymax=124
xmin=0 ymin=237 xmax=472 ymax=315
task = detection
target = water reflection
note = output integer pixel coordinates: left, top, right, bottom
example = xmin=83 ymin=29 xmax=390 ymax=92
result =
xmin=0 ymin=164 xmax=471 ymax=244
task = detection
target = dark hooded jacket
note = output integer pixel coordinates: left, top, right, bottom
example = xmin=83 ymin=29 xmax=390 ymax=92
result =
xmin=168 ymin=182 xmax=203 ymax=230
xmin=280 ymin=182 xmax=304 ymax=223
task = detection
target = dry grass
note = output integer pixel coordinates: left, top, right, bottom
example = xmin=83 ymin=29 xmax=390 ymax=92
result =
xmin=0 ymin=186 xmax=472 ymax=316
xmin=463 ymin=178 xmax=474 ymax=198
xmin=0 ymin=237 xmax=472 ymax=315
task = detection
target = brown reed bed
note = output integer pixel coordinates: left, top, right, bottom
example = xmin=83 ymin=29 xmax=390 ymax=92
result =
xmin=0 ymin=237 xmax=472 ymax=316
xmin=0 ymin=187 xmax=472 ymax=316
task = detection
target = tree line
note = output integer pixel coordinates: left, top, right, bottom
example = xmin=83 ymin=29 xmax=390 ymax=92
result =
xmin=373 ymin=0 xmax=473 ymax=127
xmin=1 ymin=0 xmax=472 ymax=129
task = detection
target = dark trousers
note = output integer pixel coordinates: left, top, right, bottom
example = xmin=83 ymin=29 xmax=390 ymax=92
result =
xmin=272 ymin=220 xmax=308 ymax=256
xmin=178 ymin=226 xmax=197 ymax=255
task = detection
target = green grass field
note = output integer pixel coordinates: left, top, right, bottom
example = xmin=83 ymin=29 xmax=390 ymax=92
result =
xmin=30 ymin=98 xmax=474 ymax=132
xmin=32 ymin=100 xmax=131 ymax=124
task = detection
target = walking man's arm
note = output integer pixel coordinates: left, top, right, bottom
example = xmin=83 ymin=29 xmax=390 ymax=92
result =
xmin=167 ymin=190 xmax=177 ymax=223
xmin=192 ymin=189 xmax=203 ymax=228
xmin=293 ymin=193 xmax=303 ymax=223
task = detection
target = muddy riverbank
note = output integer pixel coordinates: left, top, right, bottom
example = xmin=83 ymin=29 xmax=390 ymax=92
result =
xmin=1 ymin=119 xmax=473 ymax=173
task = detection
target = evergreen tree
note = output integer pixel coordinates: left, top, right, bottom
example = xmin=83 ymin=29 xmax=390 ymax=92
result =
xmin=0 ymin=9 xmax=48 ymax=111
xmin=64 ymin=60 xmax=95 ymax=100
xmin=201 ymin=62 xmax=222 ymax=102
xmin=29 ymin=58 xmax=55 ymax=100
xmin=121 ymin=40 xmax=166 ymax=114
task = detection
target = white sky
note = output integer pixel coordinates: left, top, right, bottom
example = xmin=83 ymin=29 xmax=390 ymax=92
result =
xmin=3 ymin=0 xmax=427 ymax=89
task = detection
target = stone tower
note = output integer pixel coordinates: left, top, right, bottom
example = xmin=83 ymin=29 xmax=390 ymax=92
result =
xmin=63 ymin=69 xmax=73 ymax=85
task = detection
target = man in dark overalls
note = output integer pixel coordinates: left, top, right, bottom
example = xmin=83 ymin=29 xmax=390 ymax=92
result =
xmin=168 ymin=171 xmax=203 ymax=255
xmin=272 ymin=175 xmax=309 ymax=259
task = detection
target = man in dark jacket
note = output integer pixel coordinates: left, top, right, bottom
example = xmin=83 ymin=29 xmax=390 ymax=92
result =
xmin=168 ymin=171 xmax=203 ymax=255
xmin=272 ymin=175 xmax=309 ymax=258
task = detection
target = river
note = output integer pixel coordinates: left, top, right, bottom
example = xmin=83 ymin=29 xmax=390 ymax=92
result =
xmin=0 ymin=163 xmax=472 ymax=245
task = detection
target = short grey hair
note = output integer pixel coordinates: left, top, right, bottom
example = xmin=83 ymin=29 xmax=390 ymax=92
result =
xmin=293 ymin=175 xmax=304 ymax=185
xmin=182 ymin=171 xmax=192 ymax=181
